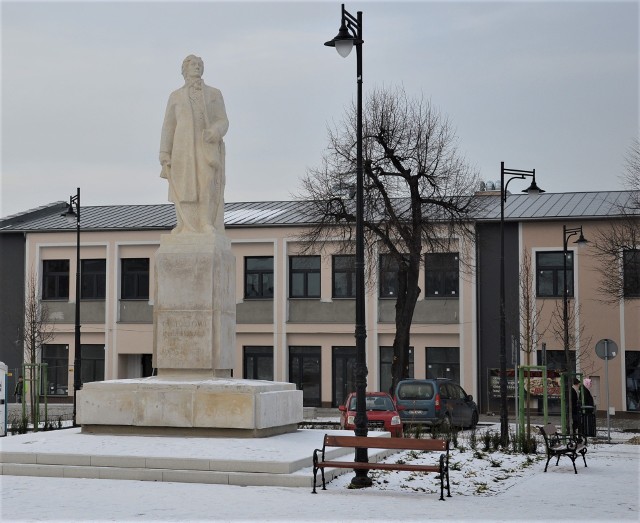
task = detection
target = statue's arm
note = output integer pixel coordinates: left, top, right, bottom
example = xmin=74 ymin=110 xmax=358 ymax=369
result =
xmin=159 ymin=95 xmax=178 ymax=167
xmin=204 ymin=89 xmax=229 ymax=143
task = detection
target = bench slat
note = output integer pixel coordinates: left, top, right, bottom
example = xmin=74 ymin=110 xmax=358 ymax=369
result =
xmin=317 ymin=460 xmax=440 ymax=473
xmin=324 ymin=435 xmax=447 ymax=452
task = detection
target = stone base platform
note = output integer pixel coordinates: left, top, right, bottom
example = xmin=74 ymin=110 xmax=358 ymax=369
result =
xmin=0 ymin=428 xmax=394 ymax=488
xmin=77 ymin=376 xmax=303 ymax=438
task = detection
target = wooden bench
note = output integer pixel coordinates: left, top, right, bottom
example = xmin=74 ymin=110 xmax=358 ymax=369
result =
xmin=312 ymin=434 xmax=451 ymax=500
xmin=539 ymin=423 xmax=588 ymax=474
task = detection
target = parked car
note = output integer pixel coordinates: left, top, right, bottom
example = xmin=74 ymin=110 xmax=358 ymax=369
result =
xmin=394 ymin=378 xmax=478 ymax=430
xmin=339 ymin=392 xmax=404 ymax=437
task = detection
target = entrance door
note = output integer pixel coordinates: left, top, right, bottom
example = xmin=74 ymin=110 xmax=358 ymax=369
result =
xmin=332 ymin=347 xmax=356 ymax=407
xmin=289 ymin=346 xmax=321 ymax=407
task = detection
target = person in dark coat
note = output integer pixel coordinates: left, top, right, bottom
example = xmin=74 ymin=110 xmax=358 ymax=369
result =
xmin=582 ymin=378 xmax=594 ymax=407
xmin=571 ymin=377 xmax=595 ymax=434
xmin=571 ymin=378 xmax=582 ymax=434
xmin=14 ymin=375 xmax=23 ymax=403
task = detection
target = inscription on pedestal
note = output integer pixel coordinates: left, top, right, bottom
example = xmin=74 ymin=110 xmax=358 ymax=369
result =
xmin=156 ymin=311 xmax=212 ymax=369
xmin=153 ymin=234 xmax=236 ymax=373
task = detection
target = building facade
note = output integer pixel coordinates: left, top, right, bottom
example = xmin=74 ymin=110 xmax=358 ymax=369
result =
xmin=1 ymin=192 xmax=638 ymax=414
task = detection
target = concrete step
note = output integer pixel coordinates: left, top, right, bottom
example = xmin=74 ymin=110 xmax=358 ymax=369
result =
xmin=0 ymin=427 xmax=395 ymax=488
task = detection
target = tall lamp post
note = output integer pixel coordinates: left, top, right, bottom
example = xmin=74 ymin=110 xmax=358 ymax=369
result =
xmin=325 ymin=4 xmax=371 ymax=488
xmin=499 ymin=162 xmax=543 ymax=445
xmin=62 ymin=188 xmax=81 ymax=426
xmin=562 ymin=224 xmax=588 ymax=432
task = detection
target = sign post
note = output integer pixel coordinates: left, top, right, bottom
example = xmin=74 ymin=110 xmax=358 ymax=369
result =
xmin=595 ymin=338 xmax=618 ymax=443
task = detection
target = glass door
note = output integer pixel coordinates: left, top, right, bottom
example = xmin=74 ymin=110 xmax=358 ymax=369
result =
xmin=332 ymin=346 xmax=356 ymax=407
xmin=289 ymin=346 xmax=321 ymax=407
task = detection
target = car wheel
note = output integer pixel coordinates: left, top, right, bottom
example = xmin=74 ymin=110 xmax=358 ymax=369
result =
xmin=469 ymin=411 xmax=479 ymax=429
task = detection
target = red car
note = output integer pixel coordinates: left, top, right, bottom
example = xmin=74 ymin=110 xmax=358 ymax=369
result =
xmin=339 ymin=392 xmax=403 ymax=437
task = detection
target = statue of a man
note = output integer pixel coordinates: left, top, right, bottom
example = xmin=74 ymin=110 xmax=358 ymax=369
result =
xmin=160 ymin=55 xmax=229 ymax=234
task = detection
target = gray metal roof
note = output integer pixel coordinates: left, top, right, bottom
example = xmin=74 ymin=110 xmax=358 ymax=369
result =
xmin=473 ymin=190 xmax=639 ymax=221
xmin=0 ymin=191 xmax=637 ymax=233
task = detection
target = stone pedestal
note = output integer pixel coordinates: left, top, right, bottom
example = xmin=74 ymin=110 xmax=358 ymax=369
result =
xmin=78 ymin=377 xmax=303 ymax=437
xmin=77 ymin=230 xmax=303 ymax=436
xmin=154 ymin=232 xmax=235 ymax=376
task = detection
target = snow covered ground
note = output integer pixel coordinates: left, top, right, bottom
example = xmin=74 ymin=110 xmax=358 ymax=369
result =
xmin=1 ymin=424 xmax=638 ymax=522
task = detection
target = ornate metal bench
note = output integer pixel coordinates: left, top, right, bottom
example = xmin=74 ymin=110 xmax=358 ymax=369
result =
xmin=539 ymin=423 xmax=588 ymax=474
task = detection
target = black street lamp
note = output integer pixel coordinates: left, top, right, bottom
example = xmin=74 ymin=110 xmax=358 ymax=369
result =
xmin=499 ymin=163 xmax=543 ymax=445
xmin=62 ymin=188 xmax=81 ymax=426
xmin=562 ymin=224 xmax=588 ymax=432
xmin=325 ymin=4 xmax=371 ymax=488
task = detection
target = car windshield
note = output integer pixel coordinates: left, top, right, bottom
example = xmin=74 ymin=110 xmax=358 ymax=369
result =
xmin=348 ymin=396 xmax=394 ymax=411
xmin=397 ymin=382 xmax=435 ymax=400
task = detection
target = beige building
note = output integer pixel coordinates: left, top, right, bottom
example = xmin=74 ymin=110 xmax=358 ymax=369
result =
xmin=1 ymin=192 xmax=638 ymax=414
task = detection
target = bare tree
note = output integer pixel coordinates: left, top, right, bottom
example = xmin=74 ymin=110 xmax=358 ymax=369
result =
xmin=298 ymin=86 xmax=480 ymax=393
xmin=549 ymin=299 xmax=599 ymax=387
xmin=622 ymin=138 xmax=640 ymax=195
xmin=17 ymin=267 xmax=56 ymax=426
xmin=518 ymin=250 xmax=547 ymax=440
xmin=591 ymin=139 xmax=640 ymax=303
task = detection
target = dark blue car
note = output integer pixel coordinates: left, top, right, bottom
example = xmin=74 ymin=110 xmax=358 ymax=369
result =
xmin=394 ymin=378 xmax=479 ymax=430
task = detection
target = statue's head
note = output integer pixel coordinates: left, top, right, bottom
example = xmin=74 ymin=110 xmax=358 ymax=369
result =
xmin=182 ymin=55 xmax=204 ymax=80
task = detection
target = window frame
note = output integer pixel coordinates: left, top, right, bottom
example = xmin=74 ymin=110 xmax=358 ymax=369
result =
xmin=623 ymin=249 xmax=640 ymax=298
xmin=379 ymin=346 xmax=414 ymax=395
xmin=332 ymin=255 xmax=356 ymax=299
xmin=425 ymin=346 xmax=460 ymax=383
xmin=425 ymin=252 xmax=459 ymax=298
xmin=379 ymin=254 xmax=408 ymax=298
xmin=81 ymin=259 xmax=106 ymax=300
xmin=80 ymin=344 xmax=105 ymax=384
xmin=41 ymin=344 xmax=69 ymax=396
xmin=289 ymin=255 xmax=321 ymax=299
xmin=244 ymin=256 xmax=274 ymax=299
xmin=536 ymin=251 xmax=574 ymax=298
xmin=243 ymin=346 xmax=274 ymax=380
xmin=120 ymin=258 xmax=150 ymax=300
xmin=42 ymin=259 xmax=70 ymax=301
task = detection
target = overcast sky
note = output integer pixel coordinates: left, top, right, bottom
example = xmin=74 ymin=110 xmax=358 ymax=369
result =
xmin=1 ymin=0 xmax=638 ymax=217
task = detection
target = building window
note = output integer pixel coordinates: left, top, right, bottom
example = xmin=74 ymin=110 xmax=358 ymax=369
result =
xmin=379 ymin=346 xmax=414 ymax=395
xmin=379 ymin=254 xmax=407 ymax=298
xmin=333 ymin=255 xmax=356 ymax=298
xmin=81 ymin=344 xmax=105 ymax=384
xmin=425 ymin=253 xmax=459 ymax=297
xmin=426 ymin=347 xmax=460 ymax=383
xmin=623 ymin=249 xmax=640 ymax=298
xmin=332 ymin=346 xmax=356 ymax=407
xmin=289 ymin=346 xmax=321 ymax=407
xmin=625 ymin=350 xmax=640 ymax=411
xmin=289 ymin=256 xmax=320 ymax=298
xmin=42 ymin=260 xmax=69 ymax=300
xmin=536 ymin=251 xmax=573 ymax=298
xmin=81 ymin=259 xmax=106 ymax=300
xmin=245 ymin=257 xmax=274 ymax=299
xmin=42 ymin=344 xmax=68 ymax=396
xmin=121 ymin=258 xmax=149 ymax=300
xmin=243 ymin=346 xmax=274 ymax=380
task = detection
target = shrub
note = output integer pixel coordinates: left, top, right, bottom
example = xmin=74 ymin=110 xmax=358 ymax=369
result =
xmin=468 ymin=427 xmax=478 ymax=450
xmin=9 ymin=414 xmax=28 ymax=435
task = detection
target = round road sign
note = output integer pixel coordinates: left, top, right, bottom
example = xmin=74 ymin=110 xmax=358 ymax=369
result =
xmin=595 ymin=339 xmax=618 ymax=360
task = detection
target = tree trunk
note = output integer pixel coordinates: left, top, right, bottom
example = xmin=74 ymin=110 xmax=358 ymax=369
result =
xmin=389 ymin=261 xmax=421 ymax=395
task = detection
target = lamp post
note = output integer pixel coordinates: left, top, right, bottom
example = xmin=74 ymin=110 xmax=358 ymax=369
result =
xmin=62 ymin=188 xmax=81 ymax=426
xmin=499 ymin=162 xmax=543 ymax=446
xmin=562 ymin=224 xmax=588 ymax=432
xmin=325 ymin=4 xmax=371 ymax=488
